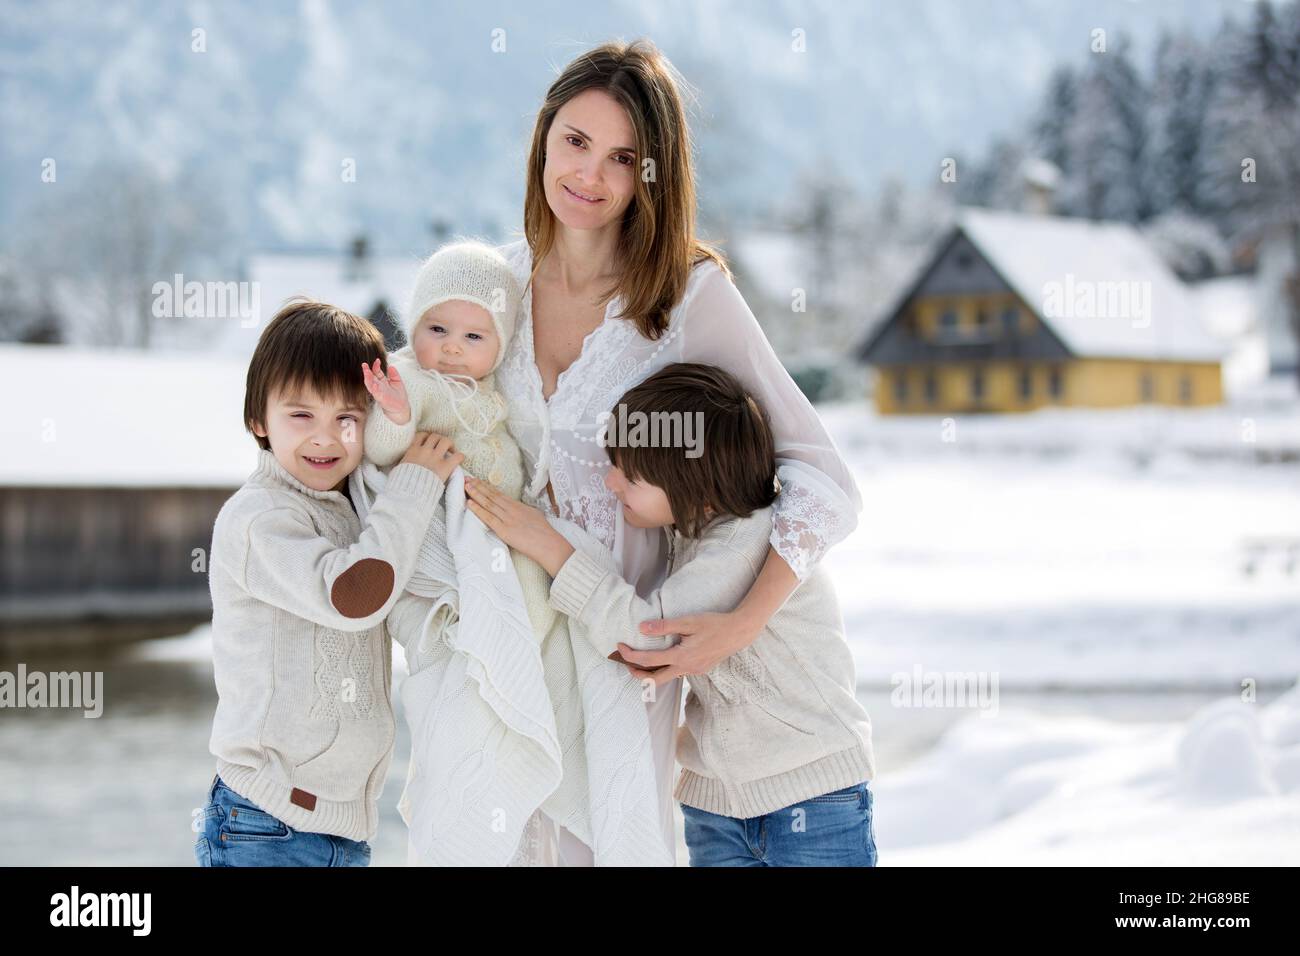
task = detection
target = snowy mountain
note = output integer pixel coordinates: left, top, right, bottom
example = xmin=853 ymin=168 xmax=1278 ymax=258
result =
xmin=0 ymin=0 xmax=1235 ymax=254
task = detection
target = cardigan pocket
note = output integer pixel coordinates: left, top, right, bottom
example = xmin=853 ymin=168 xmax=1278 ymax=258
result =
xmin=291 ymin=714 xmax=392 ymax=804
xmin=716 ymin=693 xmax=823 ymax=782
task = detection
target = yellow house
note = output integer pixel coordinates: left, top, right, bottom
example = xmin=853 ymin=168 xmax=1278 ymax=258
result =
xmin=856 ymin=208 xmax=1227 ymax=414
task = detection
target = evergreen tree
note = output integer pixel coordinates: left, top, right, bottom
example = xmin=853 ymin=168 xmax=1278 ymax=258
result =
xmin=1142 ymin=32 xmax=1210 ymax=218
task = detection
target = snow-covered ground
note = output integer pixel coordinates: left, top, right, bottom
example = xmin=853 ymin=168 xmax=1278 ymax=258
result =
xmin=821 ymin=380 xmax=1299 ymax=688
xmin=875 ymin=688 xmax=1300 ymax=865
xmin=816 ymin=377 xmax=1300 ymax=864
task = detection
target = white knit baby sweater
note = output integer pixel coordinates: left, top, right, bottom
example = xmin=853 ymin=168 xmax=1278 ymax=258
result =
xmin=363 ymin=344 xmax=556 ymax=639
xmin=364 ymin=344 xmax=522 ymax=493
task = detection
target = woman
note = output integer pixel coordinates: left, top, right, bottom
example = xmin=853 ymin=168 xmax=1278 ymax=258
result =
xmin=494 ymin=39 xmax=863 ymax=864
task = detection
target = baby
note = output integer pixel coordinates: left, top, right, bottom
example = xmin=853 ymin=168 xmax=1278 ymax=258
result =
xmin=358 ymin=241 xmax=598 ymax=866
xmin=362 ymin=240 xmax=523 ymax=498
xmin=361 ymin=239 xmax=554 ymax=639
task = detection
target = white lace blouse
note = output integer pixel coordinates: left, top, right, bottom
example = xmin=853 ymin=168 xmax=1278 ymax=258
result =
xmin=495 ymin=239 xmax=862 ymax=595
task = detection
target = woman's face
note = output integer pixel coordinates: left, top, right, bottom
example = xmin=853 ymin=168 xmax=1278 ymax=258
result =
xmin=542 ymin=88 xmax=638 ymax=234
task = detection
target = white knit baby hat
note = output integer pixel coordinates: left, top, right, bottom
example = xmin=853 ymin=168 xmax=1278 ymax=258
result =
xmin=405 ymin=240 xmax=523 ymax=374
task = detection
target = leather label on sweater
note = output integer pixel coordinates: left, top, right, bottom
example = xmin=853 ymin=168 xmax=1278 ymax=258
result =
xmin=290 ymin=787 xmax=317 ymax=811
xmin=330 ymin=558 xmax=395 ymax=618
xmin=608 ymin=648 xmax=668 ymax=672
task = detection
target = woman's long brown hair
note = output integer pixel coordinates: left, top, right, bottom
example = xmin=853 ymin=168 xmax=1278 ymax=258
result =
xmin=523 ymin=39 xmax=729 ymax=341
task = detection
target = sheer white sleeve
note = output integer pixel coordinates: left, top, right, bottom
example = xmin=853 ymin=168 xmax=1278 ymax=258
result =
xmin=679 ymin=263 xmax=863 ymax=581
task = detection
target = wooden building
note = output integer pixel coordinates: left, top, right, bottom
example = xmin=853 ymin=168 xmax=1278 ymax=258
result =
xmin=0 ymin=344 xmax=255 ymax=646
xmin=856 ymin=209 xmax=1228 ymax=414
xmin=1 ymin=243 xmax=424 ymax=646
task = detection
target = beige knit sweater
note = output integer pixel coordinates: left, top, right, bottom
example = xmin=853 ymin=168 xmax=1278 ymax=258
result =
xmin=548 ymin=504 xmax=876 ymax=819
xmin=206 ymin=450 xmax=445 ymax=842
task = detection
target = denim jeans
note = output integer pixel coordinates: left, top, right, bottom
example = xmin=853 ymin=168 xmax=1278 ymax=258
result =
xmin=681 ymin=781 xmax=878 ymax=866
xmin=192 ymin=774 xmax=372 ymax=867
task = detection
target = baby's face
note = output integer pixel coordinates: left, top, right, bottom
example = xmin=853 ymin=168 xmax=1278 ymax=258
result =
xmin=410 ymin=300 xmax=500 ymax=381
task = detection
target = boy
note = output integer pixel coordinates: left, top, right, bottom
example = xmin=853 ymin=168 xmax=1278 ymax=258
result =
xmin=465 ymin=363 xmax=877 ymax=866
xmin=193 ymin=298 xmax=462 ymax=866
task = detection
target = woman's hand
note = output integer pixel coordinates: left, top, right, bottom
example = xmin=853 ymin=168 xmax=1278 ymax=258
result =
xmin=616 ymin=545 xmax=794 ymax=685
xmin=614 ymin=609 xmax=764 ymax=686
xmin=464 ymin=476 xmax=574 ymax=576
xmin=362 ymin=359 xmax=411 ymax=426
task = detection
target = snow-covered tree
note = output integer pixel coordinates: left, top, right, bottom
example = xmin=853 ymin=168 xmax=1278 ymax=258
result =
xmin=1059 ymin=34 xmax=1148 ymax=222
xmin=1032 ymin=65 xmax=1077 ymax=181
xmin=10 ymin=161 xmax=229 ymax=348
xmin=1142 ymin=32 xmax=1211 ymax=218
xmin=1141 ymin=210 xmax=1233 ymax=281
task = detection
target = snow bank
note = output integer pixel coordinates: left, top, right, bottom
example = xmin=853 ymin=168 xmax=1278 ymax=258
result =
xmin=0 ymin=342 xmax=255 ymax=487
xmin=878 ymin=681 xmax=1300 ymax=865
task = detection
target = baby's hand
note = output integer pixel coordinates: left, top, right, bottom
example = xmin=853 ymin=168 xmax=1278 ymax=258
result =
xmin=362 ymin=359 xmax=411 ymax=426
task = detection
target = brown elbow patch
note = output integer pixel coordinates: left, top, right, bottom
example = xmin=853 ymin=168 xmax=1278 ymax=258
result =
xmin=331 ymin=558 xmax=395 ymax=618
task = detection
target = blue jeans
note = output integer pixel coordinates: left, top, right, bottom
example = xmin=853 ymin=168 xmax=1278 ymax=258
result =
xmin=192 ymin=774 xmax=372 ymax=867
xmin=681 ymin=781 xmax=878 ymax=866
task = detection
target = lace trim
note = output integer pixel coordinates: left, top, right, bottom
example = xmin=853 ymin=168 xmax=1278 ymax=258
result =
xmin=506 ymin=809 xmax=550 ymax=866
xmin=495 ymin=248 xmax=721 ymax=510
xmin=550 ymin=467 xmax=618 ymax=549
xmin=550 ymin=436 xmax=615 ymax=469
xmin=770 ymin=481 xmax=846 ymax=582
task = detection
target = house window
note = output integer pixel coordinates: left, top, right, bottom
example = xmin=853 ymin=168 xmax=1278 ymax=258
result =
xmin=1018 ymin=366 xmax=1033 ymax=400
xmin=1002 ymin=307 xmax=1019 ymax=335
xmin=1140 ymin=371 xmax=1154 ymax=402
xmin=970 ymin=366 xmax=985 ymax=401
xmin=975 ymin=307 xmax=990 ymax=331
xmin=894 ymin=372 xmax=909 ymax=405
xmin=1048 ymin=366 xmax=1063 ymax=399
xmin=925 ymin=370 xmax=938 ymax=404
xmin=940 ymin=309 xmax=959 ymax=332
xmin=1179 ymin=374 xmax=1193 ymax=403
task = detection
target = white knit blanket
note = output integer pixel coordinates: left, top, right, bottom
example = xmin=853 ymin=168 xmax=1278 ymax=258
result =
xmin=350 ymin=461 xmax=672 ymax=866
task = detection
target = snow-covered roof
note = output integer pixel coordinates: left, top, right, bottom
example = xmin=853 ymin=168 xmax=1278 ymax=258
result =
xmin=1192 ymin=275 xmax=1258 ymax=340
xmin=1 ymin=342 xmax=256 ymax=487
xmin=1020 ymin=157 xmax=1061 ymax=191
xmin=213 ymin=252 xmax=422 ymax=357
xmin=958 ymin=208 xmax=1229 ymax=362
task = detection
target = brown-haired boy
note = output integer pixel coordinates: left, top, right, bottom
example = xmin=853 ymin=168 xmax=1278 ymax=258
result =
xmin=193 ymin=298 xmax=463 ymax=867
xmin=465 ymin=362 xmax=877 ymax=866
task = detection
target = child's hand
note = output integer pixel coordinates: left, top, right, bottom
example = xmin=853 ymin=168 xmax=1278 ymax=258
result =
xmin=401 ymin=431 xmax=465 ymax=483
xmin=362 ymin=359 xmax=411 ymax=426
xmin=464 ymin=476 xmax=574 ymax=576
